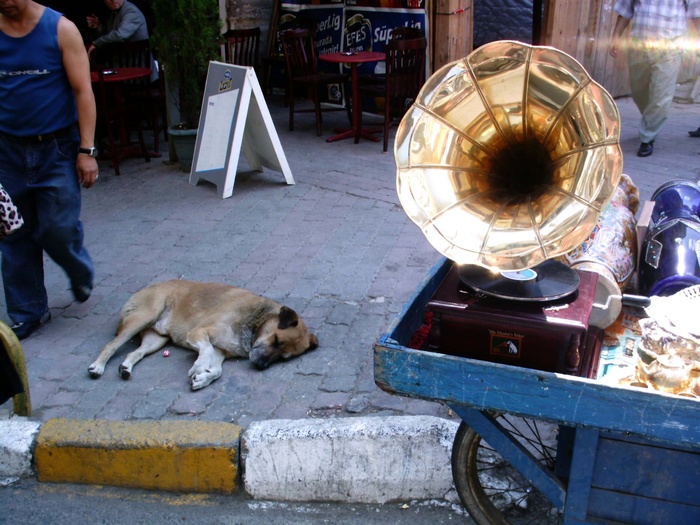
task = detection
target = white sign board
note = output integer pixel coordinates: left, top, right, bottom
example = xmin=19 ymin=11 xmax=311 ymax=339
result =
xmin=190 ymin=61 xmax=294 ymax=198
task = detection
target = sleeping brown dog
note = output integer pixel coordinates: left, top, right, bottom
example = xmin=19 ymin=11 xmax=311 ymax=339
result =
xmin=88 ymin=280 xmax=318 ymax=390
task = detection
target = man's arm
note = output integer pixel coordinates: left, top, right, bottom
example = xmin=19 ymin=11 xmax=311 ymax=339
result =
xmin=93 ymin=6 xmax=144 ymax=47
xmin=609 ymin=14 xmax=631 ymax=58
xmin=58 ymin=16 xmax=99 ymax=189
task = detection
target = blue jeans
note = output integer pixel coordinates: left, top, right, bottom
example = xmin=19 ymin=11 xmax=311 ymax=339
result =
xmin=0 ymin=127 xmax=94 ymax=324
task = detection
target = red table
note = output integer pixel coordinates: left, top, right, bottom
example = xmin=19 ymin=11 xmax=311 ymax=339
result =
xmin=91 ymin=67 xmax=157 ymax=163
xmin=90 ymin=66 xmax=151 ymax=84
xmin=318 ymin=51 xmax=386 ymax=143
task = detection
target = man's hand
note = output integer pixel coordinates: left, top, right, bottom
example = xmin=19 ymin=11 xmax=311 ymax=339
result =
xmin=77 ymin=155 xmax=99 ymax=189
xmin=86 ymin=14 xmax=100 ymax=30
xmin=609 ymin=15 xmax=630 ymax=59
xmin=609 ymin=36 xmax=621 ymax=58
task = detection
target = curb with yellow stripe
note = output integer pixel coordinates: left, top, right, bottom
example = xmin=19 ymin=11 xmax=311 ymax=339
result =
xmin=5 ymin=418 xmax=241 ymax=493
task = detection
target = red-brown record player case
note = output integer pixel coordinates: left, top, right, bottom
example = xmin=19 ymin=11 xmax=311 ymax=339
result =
xmin=422 ymin=262 xmax=603 ymax=378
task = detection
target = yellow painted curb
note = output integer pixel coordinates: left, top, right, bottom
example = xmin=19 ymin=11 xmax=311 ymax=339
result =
xmin=35 ymin=418 xmax=241 ymax=493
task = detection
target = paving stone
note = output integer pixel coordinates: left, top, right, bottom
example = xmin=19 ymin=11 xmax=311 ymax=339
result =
xmin=1 ymin=96 xmax=698 ymax=431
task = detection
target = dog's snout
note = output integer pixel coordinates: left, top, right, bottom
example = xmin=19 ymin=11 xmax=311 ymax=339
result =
xmin=252 ymin=358 xmax=269 ymax=370
xmin=250 ymin=346 xmax=274 ymax=370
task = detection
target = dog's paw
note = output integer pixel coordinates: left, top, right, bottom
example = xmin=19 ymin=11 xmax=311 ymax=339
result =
xmin=190 ymin=374 xmax=210 ymax=390
xmin=190 ymin=370 xmax=220 ymax=390
xmin=118 ymin=364 xmax=132 ymax=380
xmin=188 ymin=364 xmax=204 ymax=379
xmin=88 ymin=363 xmax=104 ymax=378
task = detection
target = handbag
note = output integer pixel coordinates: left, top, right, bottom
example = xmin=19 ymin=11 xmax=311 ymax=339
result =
xmin=0 ymin=183 xmax=23 ymax=239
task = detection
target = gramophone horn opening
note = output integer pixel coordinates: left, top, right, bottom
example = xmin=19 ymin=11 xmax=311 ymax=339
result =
xmin=489 ymin=137 xmax=555 ymax=204
xmin=396 ymin=40 xmax=622 ymax=271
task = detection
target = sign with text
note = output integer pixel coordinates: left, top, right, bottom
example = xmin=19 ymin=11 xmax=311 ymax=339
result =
xmin=190 ymin=61 xmax=294 ymax=199
xmin=269 ymin=1 xmax=427 ymax=101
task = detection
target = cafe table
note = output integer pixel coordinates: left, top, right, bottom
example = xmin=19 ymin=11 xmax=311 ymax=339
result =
xmin=90 ymin=66 xmax=154 ymax=169
xmin=318 ymin=51 xmax=386 ymax=143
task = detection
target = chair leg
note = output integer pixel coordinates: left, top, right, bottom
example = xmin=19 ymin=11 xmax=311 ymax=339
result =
xmin=135 ymin=117 xmax=151 ymax=163
xmin=289 ymin=86 xmax=295 ymax=131
xmin=354 ymin=91 xmax=363 ymax=144
xmin=104 ymin=116 xmax=120 ymax=176
xmin=313 ymin=87 xmax=322 ymax=137
xmin=127 ymin=109 xmax=151 ymax=163
xmin=383 ymin=98 xmax=390 ymax=153
xmin=151 ymin=106 xmax=160 ymax=152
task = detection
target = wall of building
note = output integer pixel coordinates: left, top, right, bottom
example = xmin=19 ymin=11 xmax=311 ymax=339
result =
xmin=224 ymin=0 xmax=275 ymax=57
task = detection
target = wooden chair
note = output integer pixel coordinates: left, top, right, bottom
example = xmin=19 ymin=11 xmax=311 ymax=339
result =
xmin=90 ymin=60 xmax=150 ymax=175
xmin=357 ymin=37 xmax=427 ymax=152
xmin=102 ymin=39 xmax=168 ymax=154
xmin=359 ymin=26 xmax=425 ymax=87
xmin=103 ymin=39 xmax=152 ymax=73
xmin=223 ymin=27 xmax=260 ymax=68
xmin=263 ymin=18 xmax=315 ymax=101
xmin=390 ymin=26 xmax=423 ymax=40
xmin=280 ymin=28 xmax=351 ymax=136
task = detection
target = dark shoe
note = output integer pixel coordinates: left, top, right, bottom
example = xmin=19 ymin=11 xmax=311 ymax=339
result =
xmin=689 ymin=127 xmax=700 ymax=138
xmin=72 ymin=283 xmax=93 ymax=303
xmin=10 ymin=310 xmax=51 ymax=340
xmin=638 ymin=142 xmax=654 ymax=157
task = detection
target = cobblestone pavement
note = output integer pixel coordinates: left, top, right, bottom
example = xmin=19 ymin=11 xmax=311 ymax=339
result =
xmin=2 ymin=90 xmax=700 ymax=427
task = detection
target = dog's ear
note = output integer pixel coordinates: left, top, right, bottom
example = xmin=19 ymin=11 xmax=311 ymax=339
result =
xmin=277 ymin=306 xmax=299 ymax=329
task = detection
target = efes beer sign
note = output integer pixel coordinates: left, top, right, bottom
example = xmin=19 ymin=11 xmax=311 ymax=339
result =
xmin=345 ymin=14 xmax=372 ymax=53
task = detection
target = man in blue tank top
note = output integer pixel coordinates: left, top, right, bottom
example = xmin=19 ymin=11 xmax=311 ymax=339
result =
xmin=0 ymin=0 xmax=98 ymax=340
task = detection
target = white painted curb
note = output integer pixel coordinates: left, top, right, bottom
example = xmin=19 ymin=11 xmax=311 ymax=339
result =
xmin=0 ymin=417 xmax=41 ymax=483
xmin=1 ymin=415 xmax=460 ymax=503
xmin=242 ymin=415 xmax=459 ymax=503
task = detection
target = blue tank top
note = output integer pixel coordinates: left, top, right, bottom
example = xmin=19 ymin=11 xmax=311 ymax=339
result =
xmin=0 ymin=8 xmax=77 ymax=136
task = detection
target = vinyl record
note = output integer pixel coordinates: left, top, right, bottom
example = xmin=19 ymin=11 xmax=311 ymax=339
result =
xmin=458 ymin=260 xmax=580 ymax=302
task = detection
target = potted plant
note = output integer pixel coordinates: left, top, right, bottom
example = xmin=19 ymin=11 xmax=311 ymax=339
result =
xmin=151 ymin=0 xmax=222 ymax=171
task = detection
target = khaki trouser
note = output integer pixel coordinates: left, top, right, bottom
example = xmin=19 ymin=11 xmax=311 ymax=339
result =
xmin=627 ymin=41 xmax=683 ymax=144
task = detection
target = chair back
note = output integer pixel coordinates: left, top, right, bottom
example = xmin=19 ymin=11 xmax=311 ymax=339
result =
xmin=391 ymin=26 xmax=423 ymax=40
xmin=386 ymin=37 xmax=427 ymax=105
xmin=281 ymin=28 xmax=318 ymax=79
xmin=99 ymin=39 xmax=153 ymax=88
xmin=102 ymin=39 xmax=151 ymax=69
xmin=223 ymin=27 xmax=261 ymax=68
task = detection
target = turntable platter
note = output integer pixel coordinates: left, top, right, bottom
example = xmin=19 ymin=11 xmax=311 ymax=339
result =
xmin=458 ymin=260 xmax=580 ymax=302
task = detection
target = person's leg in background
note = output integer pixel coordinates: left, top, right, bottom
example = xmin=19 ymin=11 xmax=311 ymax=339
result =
xmin=629 ymin=44 xmax=682 ymax=156
xmin=641 ymin=46 xmax=682 ymax=141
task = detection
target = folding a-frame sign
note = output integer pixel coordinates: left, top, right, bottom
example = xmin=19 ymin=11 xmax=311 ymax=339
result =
xmin=190 ymin=61 xmax=294 ymax=198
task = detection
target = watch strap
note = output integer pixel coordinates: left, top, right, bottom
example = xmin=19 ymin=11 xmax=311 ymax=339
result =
xmin=78 ymin=147 xmax=98 ymax=157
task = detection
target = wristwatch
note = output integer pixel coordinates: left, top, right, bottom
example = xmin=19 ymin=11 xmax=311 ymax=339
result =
xmin=78 ymin=147 xmax=98 ymax=158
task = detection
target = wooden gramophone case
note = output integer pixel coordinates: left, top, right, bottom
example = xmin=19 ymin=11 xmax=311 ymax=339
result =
xmin=424 ymin=264 xmax=603 ymax=378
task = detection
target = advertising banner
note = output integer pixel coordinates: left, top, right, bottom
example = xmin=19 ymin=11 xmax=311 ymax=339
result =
xmin=272 ymin=0 xmax=427 ymax=101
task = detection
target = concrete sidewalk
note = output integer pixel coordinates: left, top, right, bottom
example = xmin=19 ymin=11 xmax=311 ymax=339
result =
xmin=2 ymin=91 xmax=700 ymax=502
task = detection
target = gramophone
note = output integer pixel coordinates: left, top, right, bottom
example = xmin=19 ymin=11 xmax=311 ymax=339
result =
xmin=396 ymin=41 xmax=623 ymax=378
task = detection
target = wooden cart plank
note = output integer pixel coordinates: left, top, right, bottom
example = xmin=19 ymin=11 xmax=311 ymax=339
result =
xmin=375 ymin=341 xmax=700 ymax=447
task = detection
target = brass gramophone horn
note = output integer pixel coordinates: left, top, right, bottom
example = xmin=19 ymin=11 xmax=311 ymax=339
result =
xmin=396 ymin=41 xmax=623 ymax=271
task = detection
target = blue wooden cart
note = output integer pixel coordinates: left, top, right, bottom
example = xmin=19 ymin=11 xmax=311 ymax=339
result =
xmin=374 ymin=258 xmax=700 ymax=524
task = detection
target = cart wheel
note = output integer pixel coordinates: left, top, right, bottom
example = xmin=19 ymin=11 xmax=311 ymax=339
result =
xmin=451 ymin=415 xmax=561 ymax=524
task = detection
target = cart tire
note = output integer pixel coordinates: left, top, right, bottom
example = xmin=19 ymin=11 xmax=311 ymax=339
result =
xmin=451 ymin=416 xmax=561 ymax=524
